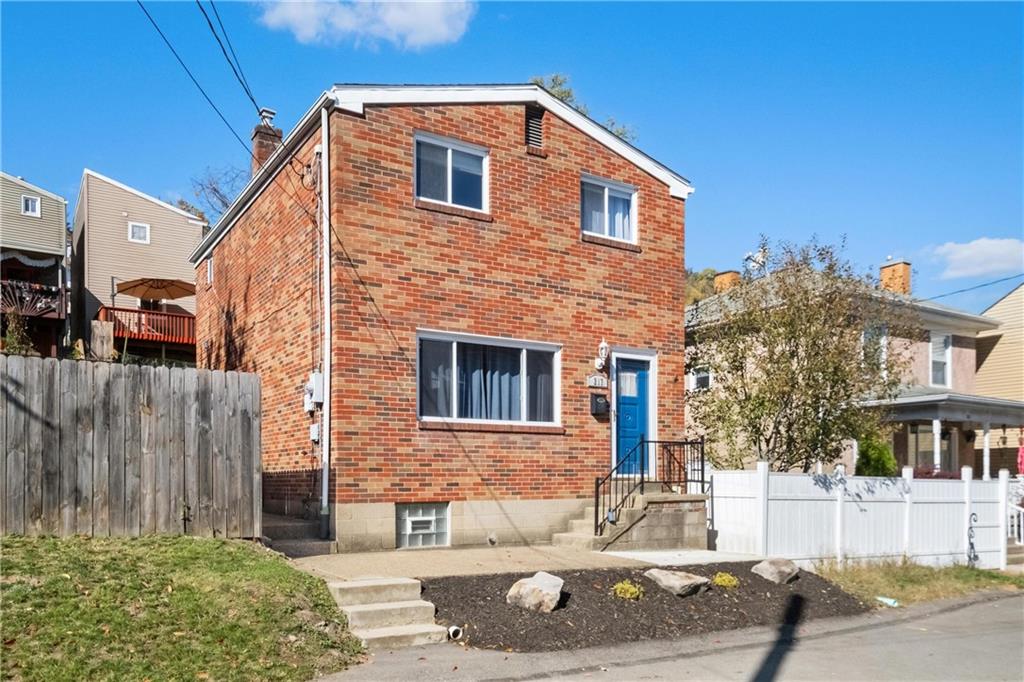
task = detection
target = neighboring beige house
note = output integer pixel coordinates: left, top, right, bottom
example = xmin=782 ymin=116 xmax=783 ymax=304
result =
xmin=686 ymin=260 xmax=1024 ymax=478
xmin=974 ymin=283 xmax=1024 ymax=474
xmin=0 ymin=171 xmax=68 ymax=356
xmin=71 ymin=169 xmax=206 ymax=362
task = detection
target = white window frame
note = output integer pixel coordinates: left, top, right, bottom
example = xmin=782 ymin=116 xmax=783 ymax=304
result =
xmin=861 ymin=324 xmax=889 ymax=379
xmin=127 ymin=221 xmax=151 ymax=245
xmin=206 ymin=257 xmax=214 ymax=284
xmin=580 ymin=173 xmax=639 ymax=245
xmin=416 ymin=329 xmax=561 ymax=426
xmin=413 ymin=131 xmax=490 ymax=213
xmin=20 ymin=194 xmax=41 ymax=217
xmin=609 ymin=348 xmax=659 ymax=477
xmin=928 ymin=331 xmax=952 ymax=388
xmin=686 ymin=367 xmax=713 ymax=391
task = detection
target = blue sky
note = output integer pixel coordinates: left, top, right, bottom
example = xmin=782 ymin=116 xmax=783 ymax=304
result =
xmin=2 ymin=1 xmax=1021 ymax=312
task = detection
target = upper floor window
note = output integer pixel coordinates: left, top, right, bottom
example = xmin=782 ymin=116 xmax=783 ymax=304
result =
xmin=127 ymin=221 xmax=150 ymax=244
xmin=21 ymin=195 xmax=40 ymax=217
xmin=929 ymin=332 xmax=951 ymax=387
xmin=417 ymin=330 xmax=559 ymax=425
xmin=581 ymin=175 xmax=637 ymax=243
xmin=206 ymin=257 xmax=214 ymax=284
xmin=414 ymin=133 xmax=488 ymax=212
xmin=687 ymin=367 xmax=712 ymax=391
xmin=862 ymin=324 xmax=889 ymax=375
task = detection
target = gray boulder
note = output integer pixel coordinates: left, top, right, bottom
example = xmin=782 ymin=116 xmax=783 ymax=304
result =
xmin=506 ymin=571 xmax=564 ymax=612
xmin=751 ymin=558 xmax=800 ymax=584
xmin=644 ymin=568 xmax=710 ymax=597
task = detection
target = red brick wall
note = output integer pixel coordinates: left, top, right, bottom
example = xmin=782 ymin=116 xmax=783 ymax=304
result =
xmin=327 ymin=103 xmax=686 ymax=505
xmin=197 ymin=101 xmax=687 ymax=511
xmin=195 ymin=130 xmax=325 ymax=507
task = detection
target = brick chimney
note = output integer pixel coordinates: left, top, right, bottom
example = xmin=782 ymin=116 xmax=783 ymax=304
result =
xmin=713 ymin=270 xmax=741 ymax=293
xmin=251 ymin=107 xmax=282 ymax=176
xmin=879 ymin=259 xmax=912 ymax=295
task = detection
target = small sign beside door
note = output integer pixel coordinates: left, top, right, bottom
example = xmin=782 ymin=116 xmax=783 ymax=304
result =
xmin=586 ymin=373 xmax=608 ymax=389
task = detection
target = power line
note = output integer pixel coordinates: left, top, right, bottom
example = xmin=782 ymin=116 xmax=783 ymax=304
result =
xmin=209 ymin=0 xmax=255 ymax=100
xmin=917 ymin=273 xmax=1024 ymax=302
xmin=194 ymin=0 xmax=259 ymax=114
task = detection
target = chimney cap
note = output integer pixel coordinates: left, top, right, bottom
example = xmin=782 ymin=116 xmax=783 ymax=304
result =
xmin=258 ymin=107 xmax=277 ymax=127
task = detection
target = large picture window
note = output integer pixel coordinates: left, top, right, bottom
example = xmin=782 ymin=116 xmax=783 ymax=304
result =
xmin=418 ymin=331 xmax=559 ymax=424
xmin=581 ymin=175 xmax=637 ymax=243
xmin=415 ymin=133 xmax=488 ymax=212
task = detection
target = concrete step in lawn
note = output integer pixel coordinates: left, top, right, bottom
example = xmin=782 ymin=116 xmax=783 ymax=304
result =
xmin=262 ymin=514 xmax=321 ymax=541
xmin=327 ymin=577 xmax=446 ymax=651
xmin=268 ymin=539 xmax=337 ymax=558
xmin=1007 ymin=544 xmax=1024 ymax=565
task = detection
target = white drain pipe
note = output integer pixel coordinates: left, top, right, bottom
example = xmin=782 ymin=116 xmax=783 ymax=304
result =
xmin=319 ymin=102 xmax=333 ymax=540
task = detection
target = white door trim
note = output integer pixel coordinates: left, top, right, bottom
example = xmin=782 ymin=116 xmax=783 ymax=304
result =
xmin=609 ymin=347 xmax=658 ymax=478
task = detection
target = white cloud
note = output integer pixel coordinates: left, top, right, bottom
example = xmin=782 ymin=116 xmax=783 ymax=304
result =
xmin=260 ymin=1 xmax=476 ymax=49
xmin=932 ymin=237 xmax=1024 ymax=280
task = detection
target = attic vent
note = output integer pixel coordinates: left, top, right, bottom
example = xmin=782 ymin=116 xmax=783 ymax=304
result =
xmin=525 ymin=106 xmax=544 ymax=148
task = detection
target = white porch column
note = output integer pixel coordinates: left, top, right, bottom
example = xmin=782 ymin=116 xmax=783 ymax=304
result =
xmin=851 ymin=439 xmax=860 ymax=474
xmin=982 ymin=421 xmax=991 ymax=481
xmin=932 ymin=418 xmax=942 ymax=471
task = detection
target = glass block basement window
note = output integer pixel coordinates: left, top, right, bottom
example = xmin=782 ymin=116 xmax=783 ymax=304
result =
xmin=396 ymin=503 xmax=450 ymax=548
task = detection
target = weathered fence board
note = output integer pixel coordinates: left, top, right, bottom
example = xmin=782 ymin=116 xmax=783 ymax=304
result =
xmin=0 ymin=357 xmax=261 ymax=538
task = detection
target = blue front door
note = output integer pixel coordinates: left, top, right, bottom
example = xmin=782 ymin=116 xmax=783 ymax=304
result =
xmin=615 ymin=359 xmax=649 ymax=475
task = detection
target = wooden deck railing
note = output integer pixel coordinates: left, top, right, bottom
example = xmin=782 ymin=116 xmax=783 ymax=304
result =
xmin=98 ymin=306 xmax=195 ymax=345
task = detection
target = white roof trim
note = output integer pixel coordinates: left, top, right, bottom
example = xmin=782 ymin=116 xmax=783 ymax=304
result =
xmin=331 ymin=84 xmax=694 ymax=199
xmin=80 ymin=169 xmax=206 ymax=224
xmin=0 ymin=171 xmax=67 ymax=204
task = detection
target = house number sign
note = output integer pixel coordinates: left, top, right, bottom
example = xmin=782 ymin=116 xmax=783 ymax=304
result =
xmin=587 ymin=373 xmax=608 ymax=389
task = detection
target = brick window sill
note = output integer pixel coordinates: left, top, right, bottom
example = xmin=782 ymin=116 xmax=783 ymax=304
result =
xmin=418 ymin=420 xmax=566 ymax=435
xmin=526 ymin=146 xmax=548 ymax=158
xmin=581 ymin=233 xmax=642 ymax=253
xmin=414 ymin=199 xmax=493 ymax=223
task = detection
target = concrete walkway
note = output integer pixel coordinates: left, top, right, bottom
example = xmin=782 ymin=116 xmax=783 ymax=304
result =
xmin=605 ymin=548 xmax=762 ymax=565
xmin=323 ymin=592 xmax=1023 ymax=681
xmin=294 ymin=544 xmax=649 ymax=581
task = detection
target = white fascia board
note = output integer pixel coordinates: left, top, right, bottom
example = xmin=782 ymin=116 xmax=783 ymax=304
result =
xmin=189 ymin=91 xmax=332 ymax=264
xmin=82 ymin=169 xmax=206 ymax=224
xmin=0 ymin=171 xmax=67 ymax=204
xmin=916 ymin=306 xmax=998 ymax=334
xmin=330 ymin=84 xmax=695 ymax=199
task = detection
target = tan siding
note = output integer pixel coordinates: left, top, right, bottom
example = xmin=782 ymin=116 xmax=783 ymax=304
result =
xmin=0 ymin=175 xmax=67 ymax=255
xmin=79 ymin=174 xmax=203 ymax=326
xmin=976 ymin=284 xmax=1024 ymax=401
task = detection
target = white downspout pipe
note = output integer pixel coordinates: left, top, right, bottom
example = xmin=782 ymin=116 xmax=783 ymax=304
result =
xmin=319 ymin=103 xmax=332 ymax=539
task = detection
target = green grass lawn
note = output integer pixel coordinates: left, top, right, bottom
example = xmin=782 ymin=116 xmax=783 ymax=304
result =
xmin=1 ymin=536 xmax=362 ymax=681
xmin=819 ymin=560 xmax=1024 ymax=606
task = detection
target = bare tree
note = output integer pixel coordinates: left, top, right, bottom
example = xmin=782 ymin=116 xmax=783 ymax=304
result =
xmin=190 ymin=166 xmax=247 ymax=223
xmin=687 ymin=237 xmax=919 ymax=472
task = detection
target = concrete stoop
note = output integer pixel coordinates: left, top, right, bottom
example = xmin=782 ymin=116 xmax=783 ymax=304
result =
xmin=328 ymin=577 xmax=446 ymax=650
xmin=552 ymin=492 xmax=708 ymax=552
xmin=263 ymin=513 xmax=337 ymax=558
xmin=1008 ymin=544 xmax=1024 ymax=566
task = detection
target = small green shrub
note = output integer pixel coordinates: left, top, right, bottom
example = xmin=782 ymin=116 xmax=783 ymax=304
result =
xmin=612 ymin=579 xmax=644 ymax=600
xmin=855 ymin=432 xmax=898 ymax=477
xmin=712 ymin=571 xmax=739 ymax=588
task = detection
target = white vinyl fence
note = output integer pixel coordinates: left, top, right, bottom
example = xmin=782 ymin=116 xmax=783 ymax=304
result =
xmin=708 ymin=463 xmax=1013 ymax=570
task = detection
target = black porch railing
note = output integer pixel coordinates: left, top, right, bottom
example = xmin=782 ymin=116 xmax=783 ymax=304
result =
xmin=593 ymin=437 xmax=706 ymax=536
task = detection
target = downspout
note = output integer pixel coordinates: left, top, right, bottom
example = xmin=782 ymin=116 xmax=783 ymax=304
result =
xmin=319 ymin=103 xmax=333 ymax=540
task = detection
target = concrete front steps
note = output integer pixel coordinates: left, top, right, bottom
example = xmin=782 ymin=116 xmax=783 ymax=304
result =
xmin=1008 ymin=543 xmax=1024 ymax=566
xmin=263 ymin=513 xmax=337 ymax=558
xmin=551 ymin=505 xmax=642 ymax=551
xmin=328 ymin=577 xmax=446 ymax=650
xmin=552 ymin=492 xmax=709 ymax=552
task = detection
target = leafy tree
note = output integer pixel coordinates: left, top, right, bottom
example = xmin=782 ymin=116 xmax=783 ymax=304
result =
xmin=686 ymin=267 xmax=717 ymax=305
xmin=855 ymin=431 xmax=899 ymax=477
xmin=530 ymin=73 xmax=637 ymax=142
xmin=686 ymin=237 xmax=918 ymax=472
xmin=2 ymin=312 xmax=33 ymax=356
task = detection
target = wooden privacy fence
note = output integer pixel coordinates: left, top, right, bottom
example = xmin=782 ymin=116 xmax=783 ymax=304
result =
xmin=1 ymin=356 xmax=261 ymax=538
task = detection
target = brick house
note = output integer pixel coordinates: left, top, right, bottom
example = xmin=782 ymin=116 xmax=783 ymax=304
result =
xmin=191 ymin=84 xmax=695 ymax=551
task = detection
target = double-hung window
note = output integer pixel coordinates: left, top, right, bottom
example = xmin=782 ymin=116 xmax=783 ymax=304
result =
xmin=581 ymin=175 xmax=637 ymax=243
xmin=418 ymin=331 xmax=560 ymax=424
xmin=21 ymin=195 xmax=40 ymax=217
xmin=929 ymin=332 xmax=951 ymax=387
xmin=414 ymin=133 xmax=488 ymax=212
xmin=862 ymin=324 xmax=889 ymax=377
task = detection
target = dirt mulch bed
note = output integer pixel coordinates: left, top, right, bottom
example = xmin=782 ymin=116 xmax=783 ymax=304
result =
xmin=421 ymin=561 xmax=868 ymax=652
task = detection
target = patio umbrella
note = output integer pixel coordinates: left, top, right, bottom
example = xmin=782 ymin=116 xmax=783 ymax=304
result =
xmin=116 ymin=278 xmax=195 ymax=300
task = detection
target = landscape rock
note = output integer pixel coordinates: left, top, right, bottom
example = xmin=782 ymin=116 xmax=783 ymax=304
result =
xmin=751 ymin=558 xmax=800 ymax=584
xmin=643 ymin=568 xmax=710 ymax=597
xmin=506 ymin=571 xmax=564 ymax=612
